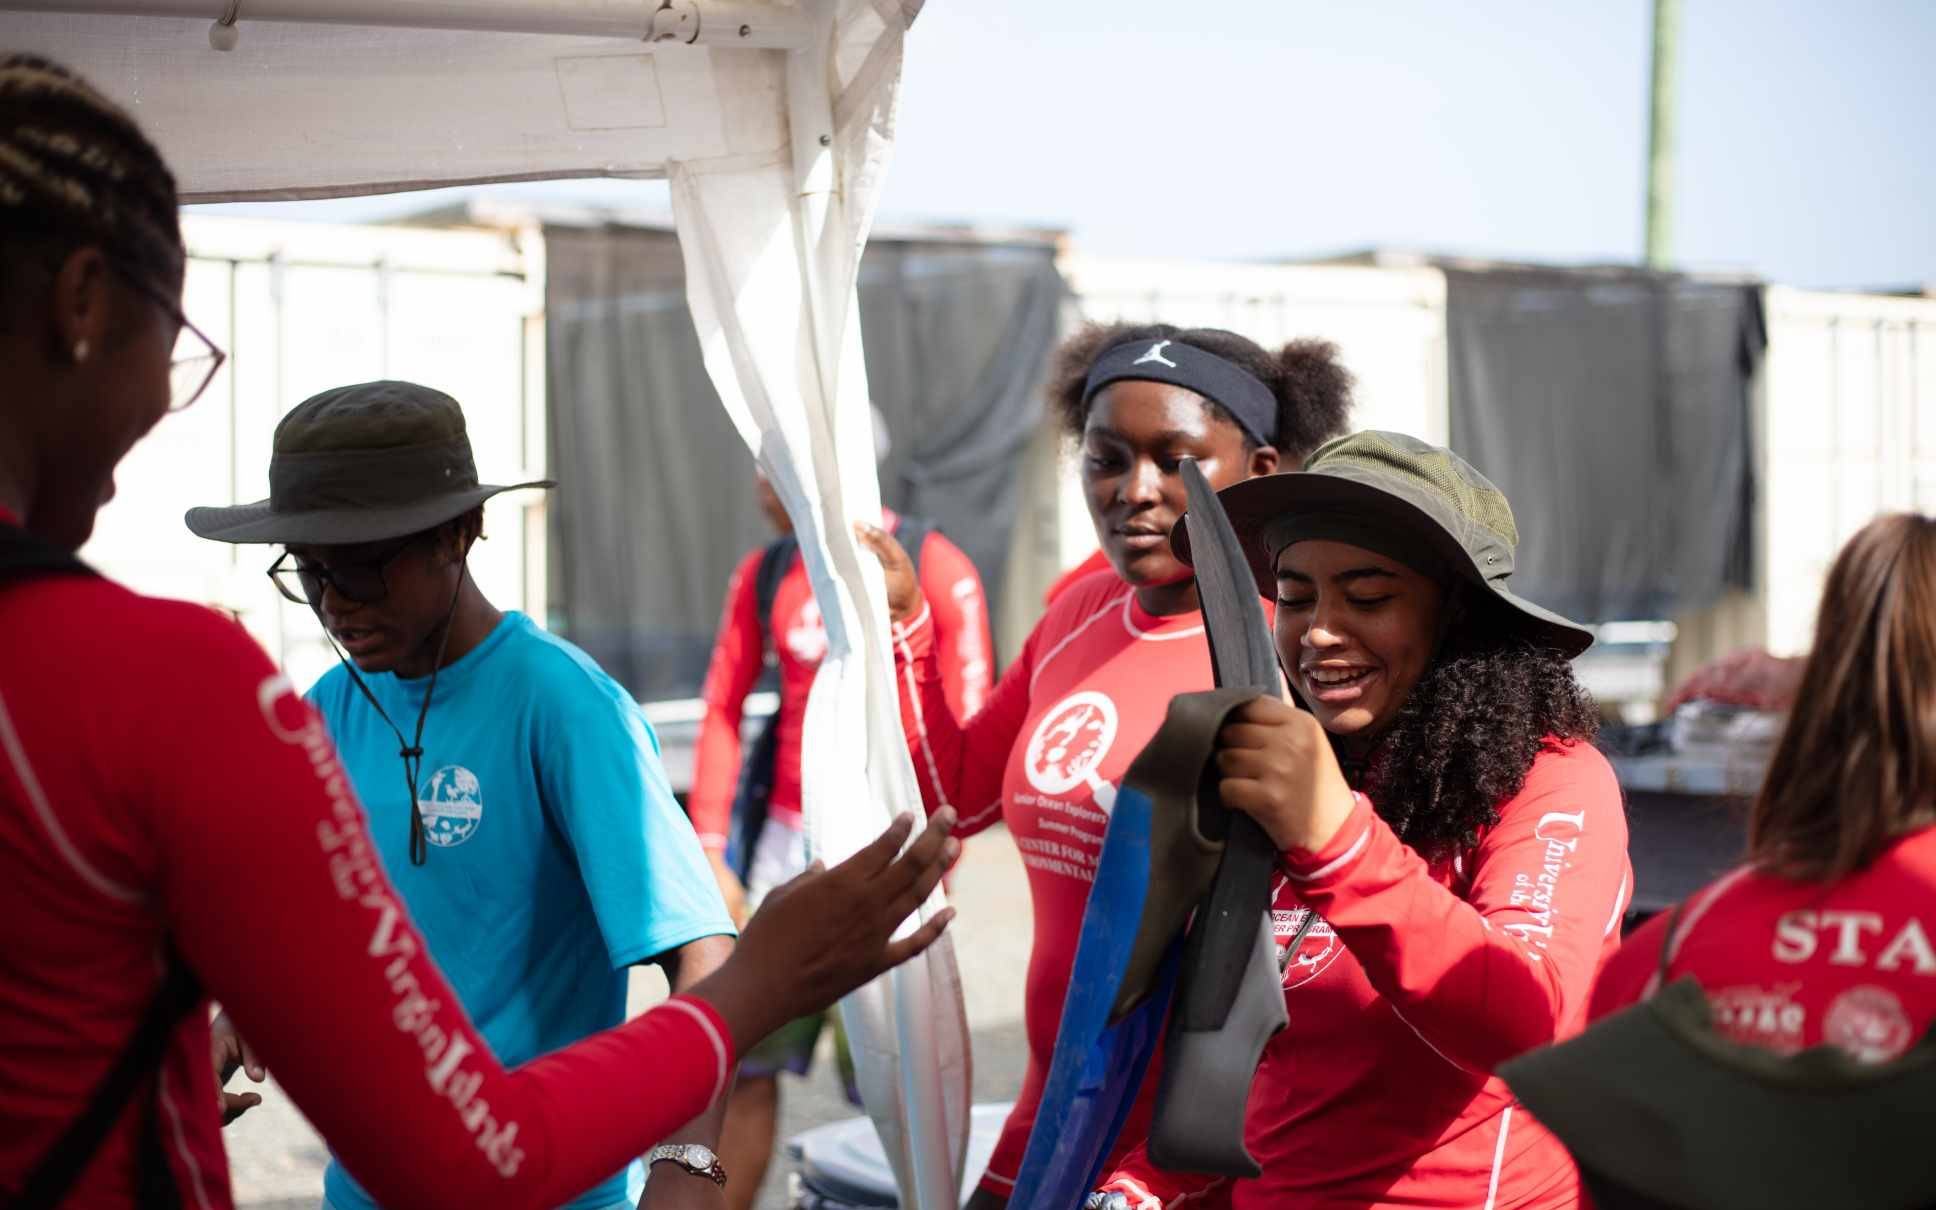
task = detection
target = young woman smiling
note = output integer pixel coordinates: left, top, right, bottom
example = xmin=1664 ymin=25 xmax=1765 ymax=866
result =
xmin=860 ymin=321 xmax=1352 ymax=1206
xmin=1095 ymin=431 xmax=1633 ymax=1210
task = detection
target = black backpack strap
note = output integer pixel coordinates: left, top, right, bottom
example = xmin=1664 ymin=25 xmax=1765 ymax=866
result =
xmin=753 ymin=534 xmax=799 ymax=647
xmin=7 ymin=953 xmax=199 ymax=1209
xmin=726 ymin=536 xmax=798 ymax=882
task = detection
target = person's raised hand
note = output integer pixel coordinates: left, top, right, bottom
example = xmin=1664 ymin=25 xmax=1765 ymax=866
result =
xmin=1215 ymin=694 xmax=1357 ymax=854
xmin=210 ymin=1009 xmax=265 ymax=1126
xmin=688 ymin=808 xmax=959 ymax=1051
xmin=855 ymin=522 xmax=923 ymax=626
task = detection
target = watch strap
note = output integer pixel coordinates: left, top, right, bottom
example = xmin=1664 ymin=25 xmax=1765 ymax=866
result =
xmin=647 ymin=1143 xmax=728 ymax=1187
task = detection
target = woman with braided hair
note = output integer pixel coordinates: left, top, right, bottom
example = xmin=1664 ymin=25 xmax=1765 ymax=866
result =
xmin=0 ymin=53 xmax=957 ymax=1210
xmin=859 ymin=320 xmax=1354 ymax=1206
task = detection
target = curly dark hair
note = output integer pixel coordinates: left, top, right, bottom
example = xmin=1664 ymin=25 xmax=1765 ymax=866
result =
xmin=1047 ymin=321 xmax=1353 ymax=461
xmin=1347 ymin=615 xmax=1601 ymax=860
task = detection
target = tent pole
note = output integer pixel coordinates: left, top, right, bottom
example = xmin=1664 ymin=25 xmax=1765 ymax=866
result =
xmin=0 ymin=0 xmax=811 ymax=47
xmin=1643 ymin=0 xmax=1679 ymax=268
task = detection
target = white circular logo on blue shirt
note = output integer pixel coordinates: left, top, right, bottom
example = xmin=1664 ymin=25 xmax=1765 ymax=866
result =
xmin=417 ymin=764 xmax=484 ymax=848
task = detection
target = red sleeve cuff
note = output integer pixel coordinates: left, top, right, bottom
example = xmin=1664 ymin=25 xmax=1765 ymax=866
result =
xmin=1280 ymin=791 xmax=1376 ymax=884
xmin=659 ymin=995 xmax=738 ymax=1106
xmin=893 ymin=601 xmax=933 ymax=658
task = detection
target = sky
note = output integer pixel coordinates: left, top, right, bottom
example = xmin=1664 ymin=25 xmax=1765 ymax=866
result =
xmin=194 ymin=0 xmax=1936 ymax=290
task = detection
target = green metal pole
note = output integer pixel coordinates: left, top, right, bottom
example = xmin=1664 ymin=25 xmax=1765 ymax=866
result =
xmin=1645 ymin=0 xmax=1680 ymax=268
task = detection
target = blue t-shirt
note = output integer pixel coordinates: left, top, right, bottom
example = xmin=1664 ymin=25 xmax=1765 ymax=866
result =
xmin=309 ymin=612 xmax=734 ymax=1210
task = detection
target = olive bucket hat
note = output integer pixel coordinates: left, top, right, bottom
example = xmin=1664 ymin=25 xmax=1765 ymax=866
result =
xmin=1497 ymin=976 xmax=1936 ymax=1210
xmin=184 ymin=380 xmax=553 ymax=545
xmin=1171 ymin=430 xmax=1593 ymax=657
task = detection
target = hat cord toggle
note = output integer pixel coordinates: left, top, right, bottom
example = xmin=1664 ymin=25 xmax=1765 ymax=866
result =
xmin=323 ymin=560 xmax=469 ymax=866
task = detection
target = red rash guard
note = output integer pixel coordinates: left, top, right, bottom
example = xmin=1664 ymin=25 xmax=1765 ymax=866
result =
xmin=1043 ymin=548 xmax=1113 ymax=608
xmin=1592 ymin=825 xmax=1936 ymax=1064
xmin=891 ymin=569 xmax=1235 ymax=1195
xmin=1101 ymin=741 xmax=1633 ymax=1210
xmin=0 ymin=572 xmax=736 ymax=1209
xmin=689 ymin=516 xmax=991 ymax=849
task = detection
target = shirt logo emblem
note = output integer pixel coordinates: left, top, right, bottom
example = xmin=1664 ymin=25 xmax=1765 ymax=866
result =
xmin=1273 ymin=906 xmax=1343 ymax=989
xmin=1023 ymin=691 xmax=1119 ymax=806
xmin=1824 ymin=985 xmax=1914 ymax=1064
xmin=417 ymin=764 xmax=484 ymax=848
xmin=1133 ymin=340 xmax=1178 ymax=368
xmin=784 ymin=599 xmax=829 ymax=665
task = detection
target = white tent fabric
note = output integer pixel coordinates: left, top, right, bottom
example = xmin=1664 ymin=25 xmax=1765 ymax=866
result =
xmin=0 ymin=2 xmax=969 ymax=1205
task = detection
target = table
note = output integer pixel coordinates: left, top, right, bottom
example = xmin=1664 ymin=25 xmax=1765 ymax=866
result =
xmin=1609 ymin=753 xmax=1760 ymax=924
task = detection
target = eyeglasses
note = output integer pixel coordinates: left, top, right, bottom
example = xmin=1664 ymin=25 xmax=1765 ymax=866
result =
xmin=115 ymin=265 xmax=227 ymax=413
xmin=268 ymin=536 xmax=422 ymax=608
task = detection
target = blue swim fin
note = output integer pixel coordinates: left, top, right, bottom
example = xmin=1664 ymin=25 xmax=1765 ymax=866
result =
xmin=1010 ymin=779 xmax=1180 ymax=1210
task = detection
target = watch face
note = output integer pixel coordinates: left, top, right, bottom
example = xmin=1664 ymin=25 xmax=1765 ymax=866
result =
xmin=683 ymin=1144 xmax=718 ymax=1168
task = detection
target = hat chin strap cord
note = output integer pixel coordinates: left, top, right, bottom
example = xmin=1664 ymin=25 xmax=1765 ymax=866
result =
xmin=321 ymin=560 xmax=469 ymax=867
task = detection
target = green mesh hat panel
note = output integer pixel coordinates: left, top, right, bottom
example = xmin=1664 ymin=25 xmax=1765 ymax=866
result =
xmin=1305 ymin=431 xmax=1521 ymax=554
xmin=1189 ymin=429 xmax=1595 ymax=656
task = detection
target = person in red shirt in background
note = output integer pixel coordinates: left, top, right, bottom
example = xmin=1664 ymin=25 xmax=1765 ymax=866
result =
xmin=1661 ymin=646 xmax=1804 ymax=714
xmin=692 ymin=449 xmax=992 ymax=1210
xmin=1095 ymin=432 xmax=1632 ymax=1210
xmin=1591 ymin=512 xmax=1936 ymax=1056
xmin=860 ymin=322 xmax=1354 ymax=1207
xmin=0 ymin=53 xmax=958 ymax=1210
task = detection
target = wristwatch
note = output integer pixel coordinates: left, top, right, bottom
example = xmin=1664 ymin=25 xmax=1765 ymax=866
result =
xmin=647 ymin=1143 xmax=728 ymax=1187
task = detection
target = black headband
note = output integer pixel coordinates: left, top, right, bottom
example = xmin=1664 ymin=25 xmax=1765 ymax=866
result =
xmin=1082 ymin=338 xmax=1279 ymax=446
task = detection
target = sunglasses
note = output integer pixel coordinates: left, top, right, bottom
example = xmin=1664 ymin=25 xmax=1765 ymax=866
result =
xmin=268 ymin=535 xmax=424 ymax=608
xmin=114 ymin=264 xmax=227 ymax=413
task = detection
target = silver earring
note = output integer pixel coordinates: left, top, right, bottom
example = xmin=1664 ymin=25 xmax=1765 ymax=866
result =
xmin=72 ymin=339 xmax=90 ymax=364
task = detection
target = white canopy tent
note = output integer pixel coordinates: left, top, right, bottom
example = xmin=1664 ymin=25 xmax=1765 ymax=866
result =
xmin=0 ymin=2 xmax=969 ymax=1205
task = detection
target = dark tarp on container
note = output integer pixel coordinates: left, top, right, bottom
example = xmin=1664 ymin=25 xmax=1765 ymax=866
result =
xmin=1446 ymin=268 xmax=1766 ymax=625
xmin=545 ymin=224 xmax=1064 ymax=701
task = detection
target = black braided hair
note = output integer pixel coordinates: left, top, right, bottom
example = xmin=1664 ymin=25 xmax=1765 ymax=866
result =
xmin=1047 ymin=321 xmax=1353 ymax=462
xmin=0 ymin=53 xmax=183 ymax=325
xmin=1349 ymin=620 xmax=1601 ymax=861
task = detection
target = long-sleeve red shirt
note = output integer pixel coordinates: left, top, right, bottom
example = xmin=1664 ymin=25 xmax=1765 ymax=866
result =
xmin=689 ymin=515 xmax=991 ymax=849
xmin=890 ymin=569 xmax=1232 ymax=1195
xmin=1101 ymin=740 xmax=1633 ymax=1210
xmin=1591 ymin=824 xmax=1936 ymax=1062
xmin=0 ymin=571 xmax=736 ymax=1209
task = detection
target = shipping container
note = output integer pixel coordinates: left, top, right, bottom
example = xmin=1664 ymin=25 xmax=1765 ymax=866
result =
xmin=1665 ymin=286 xmax=1936 ymax=688
xmin=91 ymin=214 xmax=1932 ymax=741
xmin=80 ymin=214 xmax=548 ymax=692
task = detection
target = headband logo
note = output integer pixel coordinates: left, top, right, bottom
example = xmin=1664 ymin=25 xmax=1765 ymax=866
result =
xmin=1133 ymin=340 xmax=1178 ymax=368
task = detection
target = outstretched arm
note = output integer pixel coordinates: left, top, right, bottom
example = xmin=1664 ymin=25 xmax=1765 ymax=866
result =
xmin=142 ymin=615 xmax=958 ymax=1208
